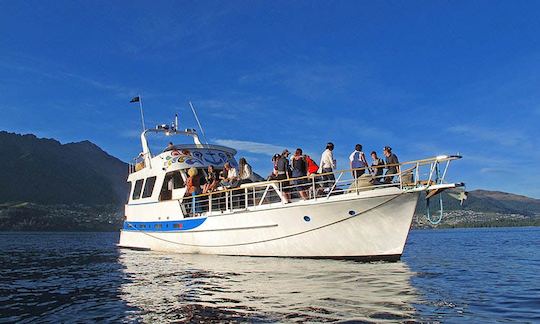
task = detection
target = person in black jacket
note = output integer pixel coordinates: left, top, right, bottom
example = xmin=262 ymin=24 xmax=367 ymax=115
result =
xmin=275 ymin=149 xmax=291 ymax=202
xmin=383 ymin=146 xmax=400 ymax=184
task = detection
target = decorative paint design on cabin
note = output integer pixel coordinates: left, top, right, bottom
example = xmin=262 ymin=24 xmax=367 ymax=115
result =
xmin=163 ymin=149 xmax=236 ymax=169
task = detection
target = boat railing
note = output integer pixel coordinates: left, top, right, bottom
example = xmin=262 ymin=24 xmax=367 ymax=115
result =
xmin=179 ymin=155 xmax=462 ymax=217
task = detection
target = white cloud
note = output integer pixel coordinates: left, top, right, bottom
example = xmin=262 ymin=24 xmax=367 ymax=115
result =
xmin=213 ymin=139 xmax=286 ymax=156
xmin=0 ymin=56 xmax=135 ymax=97
xmin=447 ymin=125 xmax=529 ymax=147
xmin=479 ymin=167 xmax=511 ymax=174
xmin=119 ymin=130 xmax=142 ymax=139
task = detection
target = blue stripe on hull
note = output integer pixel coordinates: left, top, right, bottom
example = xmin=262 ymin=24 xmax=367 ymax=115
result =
xmin=123 ymin=217 xmax=207 ymax=232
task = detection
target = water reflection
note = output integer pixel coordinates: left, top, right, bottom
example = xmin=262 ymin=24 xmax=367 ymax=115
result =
xmin=119 ymin=250 xmax=420 ymax=322
xmin=0 ymin=232 xmax=133 ymax=323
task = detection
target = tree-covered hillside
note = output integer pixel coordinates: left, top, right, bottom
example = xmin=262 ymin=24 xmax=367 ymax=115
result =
xmin=0 ymin=131 xmax=128 ymax=205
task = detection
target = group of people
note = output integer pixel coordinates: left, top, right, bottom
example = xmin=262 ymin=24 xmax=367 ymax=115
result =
xmin=347 ymin=144 xmax=400 ymax=184
xmin=185 ymin=158 xmax=256 ymax=197
xmin=183 ymin=142 xmax=400 ymax=207
xmin=267 ymin=143 xmax=399 ymax=183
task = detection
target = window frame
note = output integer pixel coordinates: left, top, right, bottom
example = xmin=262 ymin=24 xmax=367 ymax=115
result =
xmin=132 ymin=179 xmax=144 ymax=200
xmin=142 ymin=176 xmax=157 ymax=198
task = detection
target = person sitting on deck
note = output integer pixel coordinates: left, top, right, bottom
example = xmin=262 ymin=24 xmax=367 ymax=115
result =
xmin=370 ymin=151 xmax=385 ymax=184
xmin=383 ymin=146 xmax=400 ymax=184
xmin=238 ymin=157 xmax=254 ymax=185
xmin=220 ymin=162 xmax=239 ymax=188
xmin=203 ymin=165 xmax=219 ymax=193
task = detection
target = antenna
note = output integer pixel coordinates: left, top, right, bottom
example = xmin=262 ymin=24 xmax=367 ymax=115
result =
xmin=189 ymin=101 xmax=209 ymax=145
xmin=138 ymin=94 xmax=146 ymax=131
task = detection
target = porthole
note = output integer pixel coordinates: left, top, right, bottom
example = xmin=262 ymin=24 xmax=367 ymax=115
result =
xmin=303 ymin=216 xmax=311 ymax=222
xmin=348 ymin=210 xmax=356 ymax=216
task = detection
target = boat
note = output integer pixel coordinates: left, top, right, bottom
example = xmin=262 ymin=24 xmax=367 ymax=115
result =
xmin=118 ymin=121 xmax=465 ymax=261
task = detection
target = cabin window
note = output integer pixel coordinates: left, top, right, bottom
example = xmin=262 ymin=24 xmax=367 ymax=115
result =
xmin=142 ymin=176 xmax=157 ymax=198
xmin=172 ymin=172 xmax=185 ymax=189
xmin=160 ymin=171 xmax=185 ymax=201
xmin=127 ymin=181 xmax=132 ymax=202
xmin=132 ymin=179 xmax=144 ymax=200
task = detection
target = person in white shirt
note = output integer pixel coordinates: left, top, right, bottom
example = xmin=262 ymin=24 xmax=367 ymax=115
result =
xmin=220 ymin=162 xmax=238 ymax=188
xmin=318 ymin=142 xmax=336 ymax=188
xmin=238 ymin=157 xmax=253 ymax=184
xmin=349 ymin=144 xmax=369 ymax=178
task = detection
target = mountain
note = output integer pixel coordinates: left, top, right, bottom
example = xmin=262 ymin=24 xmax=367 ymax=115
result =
xmin=415 ymin=189 xmax=540 ymax=216
xmin=0 ymin=131 xmax=128 ymax=205
xmin=0 ymin=131 xmax=538 ymax=231
xmin=414 ymin=189 xmax=540 ymax=228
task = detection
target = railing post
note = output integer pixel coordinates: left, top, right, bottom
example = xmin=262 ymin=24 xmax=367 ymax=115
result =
xmin=398 ymin=164 xmax=403 ymax=189
xmin=355 ymin=169 xmax=359 ymax=195
xmin=312 ymin=176 xmax=317 ymax=201
xmin=209 ymin=193 xmax=212 ymax=213
xmin=415 ymin=162 xmax=419 ymax=186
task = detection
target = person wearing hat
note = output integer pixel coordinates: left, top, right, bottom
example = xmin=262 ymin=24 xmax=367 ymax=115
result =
xmin=318 ymin=142 xmax=336 ymax=188
xmin=275 ymin=149 xmax=292 ymax=202
xmin=383 ymin=146 xmax=400 ymax=184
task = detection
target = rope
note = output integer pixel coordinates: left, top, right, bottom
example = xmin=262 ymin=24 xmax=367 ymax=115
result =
xmin=425 ymin=193 xmax=444 ymax=225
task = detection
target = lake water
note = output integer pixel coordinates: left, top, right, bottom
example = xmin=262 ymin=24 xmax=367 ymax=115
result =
xmin=1 ymin=227 xmax=539 ymax=323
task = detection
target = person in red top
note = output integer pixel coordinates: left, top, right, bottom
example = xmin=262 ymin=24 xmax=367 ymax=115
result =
xmin=304 ymin=155 xmax=319 ymax=176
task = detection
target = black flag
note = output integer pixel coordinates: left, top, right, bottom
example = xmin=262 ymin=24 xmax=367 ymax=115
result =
xmin=130 ymin=96 xmax=140 ymax=103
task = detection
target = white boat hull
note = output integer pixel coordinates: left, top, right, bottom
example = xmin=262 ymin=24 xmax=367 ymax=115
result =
xmin=119 ymin=189 xmax=419 ymax=261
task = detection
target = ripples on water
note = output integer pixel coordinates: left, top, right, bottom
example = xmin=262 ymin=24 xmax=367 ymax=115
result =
xmin=0 ymin=227 xmax=539 ymax=322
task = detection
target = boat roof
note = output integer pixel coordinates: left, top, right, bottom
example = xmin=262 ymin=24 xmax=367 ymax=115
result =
xmin=156 ymin=144 xmax=238 ymax=174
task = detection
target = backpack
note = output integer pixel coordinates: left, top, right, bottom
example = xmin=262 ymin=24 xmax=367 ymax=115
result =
xmin=305 ymin=155 xmax=319 ymax=175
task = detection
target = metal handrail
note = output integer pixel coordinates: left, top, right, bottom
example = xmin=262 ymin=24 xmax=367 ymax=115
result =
xmin=185 ymin=155 xmax=461 ymax=200
xmin=175 ymin=155 xmax=462 ymax=216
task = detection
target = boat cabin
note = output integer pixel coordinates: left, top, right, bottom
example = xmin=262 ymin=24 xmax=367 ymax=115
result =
xmin=126 ymin=125 xmax=238 ymax=206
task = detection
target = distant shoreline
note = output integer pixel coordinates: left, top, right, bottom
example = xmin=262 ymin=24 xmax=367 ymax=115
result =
xmin=1 ymin=224 xmax=539 ymax=233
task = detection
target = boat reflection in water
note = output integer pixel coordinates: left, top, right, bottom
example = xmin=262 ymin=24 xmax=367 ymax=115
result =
xmin=118 ymin=249 xmax=420 ymax=322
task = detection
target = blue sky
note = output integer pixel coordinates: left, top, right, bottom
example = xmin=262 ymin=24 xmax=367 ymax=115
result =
xmin=1 ymin=1 xmax=539 ymax=197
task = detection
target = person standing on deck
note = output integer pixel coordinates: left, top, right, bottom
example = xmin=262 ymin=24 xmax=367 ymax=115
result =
xmin=186 ymin=167 xmax=201 ymax=215
xmin=349 ymin=144 xmax=369 ymax=179
xmin=318 ymin=142 xmax=336 ymax=188
xmin=276 ymin=149 xmax=292 ymax=202
xmin=383 ymin=146 xmax=400 ymax=183
xmin=291 ymin=148 xmax=310 ymax=200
